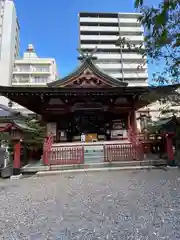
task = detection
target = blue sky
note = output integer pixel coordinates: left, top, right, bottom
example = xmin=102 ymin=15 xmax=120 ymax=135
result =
xmin=15 ymin=0 xmax=160 ymax=81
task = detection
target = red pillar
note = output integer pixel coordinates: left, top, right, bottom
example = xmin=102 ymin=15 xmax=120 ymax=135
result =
xmin=43 ymin=151 xmax=49 ymax=165
xmin=165 ymin=133 xmax=174 ymax=162
xmin=128 ymin=112 xmax=131 ymax=130
xmin=131 ymin=110 xmax=137 ymax=134
xmin=130 ymin=110 xmax=143 ymax=159
xmin=43 ymin=137 xmax=49 ymax=165
xmin=13 ymin=141 xmax=21 ymax=175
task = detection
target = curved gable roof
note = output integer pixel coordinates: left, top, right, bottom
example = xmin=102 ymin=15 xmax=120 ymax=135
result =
xmin=47 ymin=58 xmax=128 ymax=88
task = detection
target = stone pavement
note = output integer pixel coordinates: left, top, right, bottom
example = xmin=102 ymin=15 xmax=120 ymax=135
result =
xmin=0 ymin=168 xmax=180 ymax=239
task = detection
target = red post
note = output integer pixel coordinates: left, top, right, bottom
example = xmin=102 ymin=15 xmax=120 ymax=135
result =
xmin=165 ymin=133 xmax=174 ymax=162
xmin=42 ymin=136 xmax=49 ymax=166
xmin=131 ymin=110 xmax=137 ymax=134
xmin=13 ymin=141 xmax=21 ymax=175
xmin=128 ymin=112 xmax=131 ymax=130
xmin=43 ymin=151 xmax=49 ymax=165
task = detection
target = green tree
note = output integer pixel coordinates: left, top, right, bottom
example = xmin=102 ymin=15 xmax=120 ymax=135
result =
xmin=23 ymin=119 xmax=46 ymax=150
xmin=134 ymin=0 xmax=180 ymax=84
xmin=134 ymin=0 xmax=180 ymax=165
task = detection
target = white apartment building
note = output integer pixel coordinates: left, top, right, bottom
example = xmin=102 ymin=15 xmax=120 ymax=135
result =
xmin=12 ymin=44 xmax=58 ymax=114
xmin=0 ymin=0 xmax=20 ymax=105
xmin=79 ymin=12 xmax=148 ymax=86
xmin=13 ymin=44 xmax=57 ymax=87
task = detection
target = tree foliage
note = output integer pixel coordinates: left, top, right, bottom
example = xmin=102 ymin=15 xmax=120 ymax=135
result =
xmin=134 ymin=0 xmax=180 ymax=84
xmin=134 ymin=1 xmax=180 ymax=165
xmin=23 ymin=119 xmax=46 ymax=150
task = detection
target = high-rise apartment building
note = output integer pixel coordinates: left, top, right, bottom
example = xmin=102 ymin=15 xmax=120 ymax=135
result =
xmin=0 ymin=0 xmax=20 ymax=105
xmin=13 ymin=44 xmax=58 ymax=87
xmin=12 ymin=44 xmax=58 ymax=114
xmin=79 ymin=12 xmax=148 ymax=86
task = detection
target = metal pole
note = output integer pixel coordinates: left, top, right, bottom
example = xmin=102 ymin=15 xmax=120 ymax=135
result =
xmin=118 ymin=13 xmax=124 ymax=81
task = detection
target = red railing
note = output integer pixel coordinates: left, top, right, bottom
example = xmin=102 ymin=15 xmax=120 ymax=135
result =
xmin=48 ymin=146 xmax=84 ymax=165
xmin=104 ymin=143 xmax=143 ymax=162
xmin=43 ymin=133 xmax=144 ymax=165
xmin=43 ymin=134 xmax=53 ymax=165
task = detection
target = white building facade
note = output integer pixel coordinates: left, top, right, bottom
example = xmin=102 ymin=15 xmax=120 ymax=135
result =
xmin=13 ymin=44 xmax=57 ymax=87
xmin=12 ymin=44 xmax=58 ymax=114
xmin=79 ymin=12 xmax=148 ymax=86
xmin=0 ymin=0 xmax=20 ymax=105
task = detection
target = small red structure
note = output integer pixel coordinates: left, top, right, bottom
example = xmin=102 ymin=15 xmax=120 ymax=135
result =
xmin=0 ymin=121 xmax=34 ymax=175
xmin=0 ymin=123 xmax=22 ymax=175
xmin=165 ymin=132 xmax=175 ymax=163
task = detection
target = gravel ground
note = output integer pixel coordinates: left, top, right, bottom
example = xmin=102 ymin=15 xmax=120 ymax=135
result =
xmin=0 ymin=168 xmax=180 ymax=239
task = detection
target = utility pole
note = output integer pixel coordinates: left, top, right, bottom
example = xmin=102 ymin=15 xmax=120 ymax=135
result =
xmin=116 ymin=13 xmax=124 ymax=82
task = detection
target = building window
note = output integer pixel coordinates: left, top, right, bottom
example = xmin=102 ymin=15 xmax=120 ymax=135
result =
xmin=17 ymin=76 xmax=29 ymax=83
xmin=33 ymin=76 xmax=47 ymax=83
xmin=14 ymin=66 xmax=30 ymax=72
xmin=33 ymin=65 xmax=49 ymax=72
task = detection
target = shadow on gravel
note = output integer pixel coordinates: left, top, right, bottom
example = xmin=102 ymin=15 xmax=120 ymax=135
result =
xmin=22 ymin=173 xmax=37 ymax=179
xmin=147 ymin=166 xmax=168 ymax=171
xmin=131 ymin=166 xmax=168 ymax=175
xmin=0 ymin=183 xmax=19 ymax=193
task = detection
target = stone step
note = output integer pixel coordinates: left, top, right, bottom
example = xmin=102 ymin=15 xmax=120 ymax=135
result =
xmin=84 ymin=152 xmax=103 ymax=156
xmin=84 ymin=154 xmax=104 ymax=157
xmin=51 ymin=140 xmax=131 ymax=148
xmin=21 ymin=159 xmax=168 ymax=173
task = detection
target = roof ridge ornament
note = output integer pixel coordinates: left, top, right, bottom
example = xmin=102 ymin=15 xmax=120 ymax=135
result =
xmin=77 ymin=47 xmax=98 ymax=61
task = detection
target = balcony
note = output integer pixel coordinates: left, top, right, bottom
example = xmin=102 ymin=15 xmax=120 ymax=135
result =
xmin=12 ymin=82 xmax=47 ymax=86
xmin=96 ymin=63 xmax=147 ymax=70
xmin=80 ymin=16 xmax=141 ymax=28
xmin=119 ymin=18 xmax=141 ymax=23
xmin=80 ymin=17 xmax=119 ymax=23
xmin=12 ymin=75 xmax=49 ymax=85
xmin=80 ymin=43 xmax=145 ymax=51
xmin=80 ymin=26 xmax=143 ymax=34
xmin=13 ymin=68 xmax=31 ymax=73
xmin=80 ymin=26 xmax=119 ymax=32
xmin=93 ymin=53 xmax=147 ymax=60
xmin=80 ymin=35 xmax=144 ymax=42
xmin=30 ymin=71 xmax=50 ymax=75
xmin=107 ymin=72 xmax=148 ymax=79
xmin=13 ymin=69 xmax=50 ymax=75
xmin=12 ymin=82 xmax=30 ymax=86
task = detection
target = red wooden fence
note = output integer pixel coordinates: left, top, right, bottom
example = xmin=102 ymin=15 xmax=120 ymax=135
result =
xmin=43 ymin=140 xmax=143 ymax=165
xmin=104 ymin=143 xmax=143 ymax=162
xmin=47 ymin=146 xmax=84 ymax=165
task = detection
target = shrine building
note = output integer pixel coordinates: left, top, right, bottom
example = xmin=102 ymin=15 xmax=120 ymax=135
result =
xmin=0 ymin=56 xmax=178 ymax=167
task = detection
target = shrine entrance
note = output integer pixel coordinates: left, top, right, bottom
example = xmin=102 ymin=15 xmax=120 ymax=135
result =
xmin=73 ymin=110 xmax=105 ymax=142
xmin=57 ymin=109 xmax=128 ymax=143
xmin=55 ymin=109 xmax=129 ymax=143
